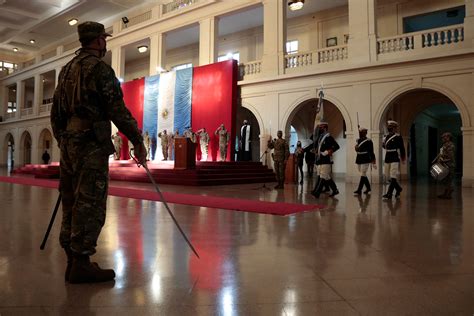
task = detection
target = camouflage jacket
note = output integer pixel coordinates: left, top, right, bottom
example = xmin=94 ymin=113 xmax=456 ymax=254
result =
xmin=51 ymin=49 xmax=142 ymax=149
xmin=439 ymin=140 xmax=455 ymax=168
xmin=268 ymin=138 xmax=290 ymax=162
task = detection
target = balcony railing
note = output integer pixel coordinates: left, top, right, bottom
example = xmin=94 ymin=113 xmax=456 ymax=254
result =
xmin=20 ymin=108 xmax=34 ymax=117
xmin=4 ymin=112 xmax=16 ymax=121
xmin=238 ymin=60 xmax=262 ymax=79
xmin=285 ymin=45 xmax=348 ymax=69
xmin=378 ymin=24 xmax=464 ymax=55
xmin=121 ymin=10 xmax=152 ymax=30
xmin=39 ymin=103 xmax=52 ymax=114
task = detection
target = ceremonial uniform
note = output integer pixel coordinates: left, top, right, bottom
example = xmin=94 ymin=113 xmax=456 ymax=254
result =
xmin=437 ymin=132 xmax=455 ymax=199
xmin=382 ymin=121 xmax=406 ymax=200
xmin=353 ymin=128 xmax=376 ymax=195
xmin=240 ymin=120 xmax=252 ymax=161
xmin=158 ymin=130 xmax=170 ymax=160
xmin=268 ymin=132 xmax=290 ymax=189
xmin=312 ymin=124 xmax=340 ymax=198
xmin=196 ymin=129 xmax=210 ymax=161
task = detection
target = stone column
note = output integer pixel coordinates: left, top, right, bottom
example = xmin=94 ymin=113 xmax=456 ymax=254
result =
xmin=150 ymin=33 xmax=166 ymax=75
xmin=348 ymin=0 xmax=377 ymax=63
xmin=15 ymin=80 xmax=24 ymax=119
xmin=199 ymin=17 xmax=218 ymax=66
xmin=262 ymin=0 xmax=286 ymax=76
xmin=33 ymin=73 xmax=43 ymax=116
xmin=111 ymin=46 xmax=125 ymax=79
xmin=461 ymin=126 xmax=474 ymax=187
xmin=464 ymin=0 xmax=474 ymax=48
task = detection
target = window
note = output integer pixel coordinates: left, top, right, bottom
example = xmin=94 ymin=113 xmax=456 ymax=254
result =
xmin=0 ymin=61 xmax=18 ymax=75
xmin=286 ymin=40 xmax=299 ymax=54
xmin=218 ymin=52 xmax=240 ymax=63
xmin=7 ymin=102 xmax=16 ymax=113
xmin=171 ymin=63 xmax=192 ymax=71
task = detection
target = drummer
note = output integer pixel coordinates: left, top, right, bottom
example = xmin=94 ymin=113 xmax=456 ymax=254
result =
xmin=382 ymin=120 xmax=405 ymax=200
xmin=436 ymin=132 xmax=455 ymax=199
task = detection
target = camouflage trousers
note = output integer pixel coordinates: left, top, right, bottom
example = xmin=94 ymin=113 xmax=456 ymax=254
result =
xmin=219 ymin=144 xmax=227 ymax=161
xmin=274 ymin=160 xmax=286 ymax=184
xmin=59 ymin=133 xmax=109 ymax=256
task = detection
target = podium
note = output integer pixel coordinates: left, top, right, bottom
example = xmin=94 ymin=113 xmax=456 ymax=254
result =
xmin=174 ymin=137 xmax=196 ymax=169
xmin=285 ymin=153 xmax=297 ymax=184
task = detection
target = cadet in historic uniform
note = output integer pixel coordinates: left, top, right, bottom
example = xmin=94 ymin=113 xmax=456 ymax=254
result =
xmin=382 ymin=120 xmax=406 ymax=200
xmin=112 ymin=132 xmax=122 ymax=160
xmin=215 ymin=124 xmax=230 ymax=161
xmin=436 ymin=132 xmax=455 ymax=199
xmin=51 ymin=21 xmax=147 ymax=283
xmin=196 ymin=128 xmax=210 ymax=161
xmin=267 ymin=130 xmax=290 ymax=189
xmin=353 ymin=127 xmax=376 ymax=195
xmin=158 ymin=129 xmax=170 ymax=160
xmin=311 ymin=122 xmax=340 ymax=198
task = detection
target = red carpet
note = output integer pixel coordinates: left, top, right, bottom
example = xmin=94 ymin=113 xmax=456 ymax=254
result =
xmin=0 ymin=176 xmax=323 ymax=216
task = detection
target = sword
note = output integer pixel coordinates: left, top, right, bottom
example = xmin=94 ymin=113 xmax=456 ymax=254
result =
xmin=130 ymin=149 xmax=200 ymax=259
xmin=40 ymin=193 xmax=62 ymax=250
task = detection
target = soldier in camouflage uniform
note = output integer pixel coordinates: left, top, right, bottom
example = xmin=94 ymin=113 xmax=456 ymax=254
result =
xmin=51 ymin=21 xmax=147 ymax=284
xmin=196 ymin=128 xmax=210 ymax=161
xmin=267 ymin=130 xmax=290 ymax=189
xmin=215 ymin=124 xmax=230 ymax=161
xmin=437 ymin=132 xmax=455 ymax=199
xmin=158 ymin=129 xmax=169 ymax=160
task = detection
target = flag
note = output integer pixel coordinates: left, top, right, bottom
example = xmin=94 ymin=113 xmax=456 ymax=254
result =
xmin=313 ymin=87 xmax=325 ymax=132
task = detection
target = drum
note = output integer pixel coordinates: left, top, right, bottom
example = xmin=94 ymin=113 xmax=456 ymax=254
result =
xmin=430 ymin=162 xmax=449 ymax=181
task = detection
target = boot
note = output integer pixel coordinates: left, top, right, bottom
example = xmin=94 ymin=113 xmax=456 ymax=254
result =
xmin=327 ymin=179 xmax=339 ymax=197
xmin=393 ymin=180 xmax=402 ymax=199
xmin=363 ymin=176 xmax=371 ymax=194
xmin=311 ymin=176 xmax=321 ymax=195
xmin=69 ymin=254 xmax=115 ymax=284
xmin=312 ymin=179 xmax=326 ymax=198
xmin=64 ymin=248 xmax=73 ymax=282
xmin=353 ymin=177 xmax=364 ymax=195
xmin=382 ymin=179 xmax=395 ymax=200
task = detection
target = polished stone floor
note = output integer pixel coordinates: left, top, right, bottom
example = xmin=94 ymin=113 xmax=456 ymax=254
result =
xmin=0 ymin=171 xmax=473 ymax=315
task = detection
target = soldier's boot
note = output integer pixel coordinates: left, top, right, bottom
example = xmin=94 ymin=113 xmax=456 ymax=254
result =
xmin=327 ymin=179 xmax=339 ymax=197
xmin=353 ymin=177 xmax=364 ymax=195
xmin=393 ymin=179 xmax=403 ymax=199
xmin=69 ymin=255 xmax=115 ymax=284
xmin=64 ymin=248 xmax=73 ymax=282
xmin=311 ymin=179 xmax=326 ymax=198
xmin=322 ymin=182 xmax=331 ymax=193
xmin=382 ymin=179 xmax=396 ymax=200
xmin=311 ymin=176 xmax=321 ymax=195
xmin=363 ymin=176 xmax=371 ymax=194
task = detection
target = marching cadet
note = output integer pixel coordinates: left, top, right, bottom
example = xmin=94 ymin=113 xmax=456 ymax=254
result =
xmin=215 ymin=124 xmax=230 ymax=161
xmin=267 ymin=130 xmax=290 ymax=189
xmin=382 ymin=120 xmax=405 ymax=200
xmin=311 ymin=122 xmax=340 ymax=198
xmin=353 ymin=127 xmax=376 ymax=195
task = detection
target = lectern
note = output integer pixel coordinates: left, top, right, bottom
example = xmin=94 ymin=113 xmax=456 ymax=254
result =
xmin=174 ymin=137 xmax=196 ymax=169
xmin=285 ymin=153 xmax=297 ymax=184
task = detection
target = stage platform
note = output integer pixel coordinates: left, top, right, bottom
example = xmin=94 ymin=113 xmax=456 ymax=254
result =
xmin=12 ymin=160 xmax=276 ymax=186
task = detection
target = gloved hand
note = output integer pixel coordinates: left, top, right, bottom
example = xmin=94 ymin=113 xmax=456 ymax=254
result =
xmin=133 ymin=142 xmax=147 ymax=165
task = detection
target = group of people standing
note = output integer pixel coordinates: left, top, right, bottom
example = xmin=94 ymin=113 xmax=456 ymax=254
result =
xmin=267 ymin=119 xmax=455 ymax=200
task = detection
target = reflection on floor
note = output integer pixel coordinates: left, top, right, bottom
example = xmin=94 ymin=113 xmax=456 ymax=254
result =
xmin=1 ymin=171 xmax=473 ymax=315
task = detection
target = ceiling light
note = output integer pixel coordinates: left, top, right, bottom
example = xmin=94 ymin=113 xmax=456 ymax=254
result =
xmin=68 ymin=18 xmax=78 ymax=26
xmin=13 ymin=48 xmax=18 ymax=52
xmin=29 ymin=39 xmax=35 ymax=44
xmin=137 ymin=45 xmax=148 ymax=53
xmin=288 ymin=0 xmax=304 ymax=11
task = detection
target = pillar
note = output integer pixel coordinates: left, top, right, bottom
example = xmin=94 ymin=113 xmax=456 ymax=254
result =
xmin=262 ymin=0 xmax=286 ymax=76
xmin=199 ymin=17 xmax=218 ymax=66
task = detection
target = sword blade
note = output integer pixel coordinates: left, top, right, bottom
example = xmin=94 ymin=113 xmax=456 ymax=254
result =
xmin=142 ymin=164 xmax=200 ymax=259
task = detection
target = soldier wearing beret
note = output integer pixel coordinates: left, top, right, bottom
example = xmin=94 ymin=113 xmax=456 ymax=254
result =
xmin=51 ymin=21 xmax=147 ymax=283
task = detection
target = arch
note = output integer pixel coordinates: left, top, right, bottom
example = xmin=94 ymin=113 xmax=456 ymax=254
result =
xmin=19 ymin=130 xmax=32 ymax=165
xmin=38 ymin=128 xmax=53 ymax=163
xmin=374 ymin=84 xmax=469 ymax=130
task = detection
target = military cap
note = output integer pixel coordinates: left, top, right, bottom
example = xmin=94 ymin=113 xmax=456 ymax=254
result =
xmin=387 ymin=120 xmax=398 ymax=127
xmin=359 ymin=127 xmax=368 ymax=132
xmin=78 ymin=21 xmax=112 ymax=42
xmin=317 ymin=121 xmax=328 ymax=126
